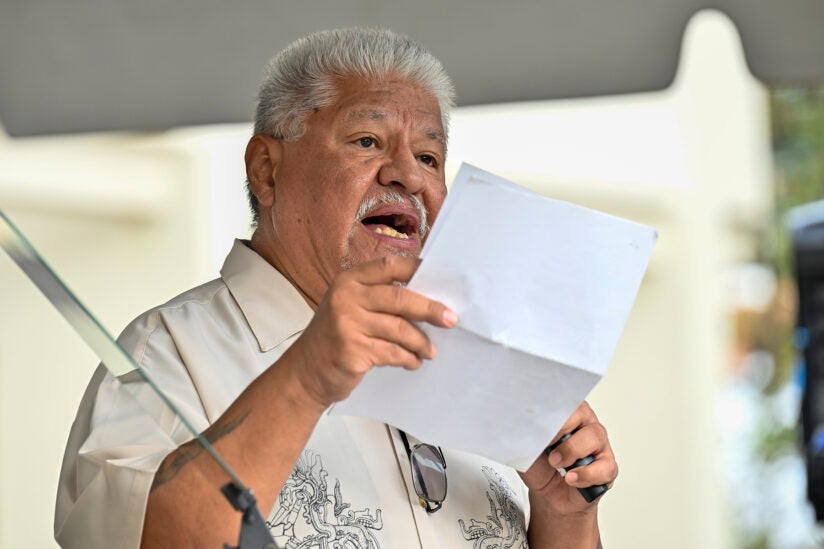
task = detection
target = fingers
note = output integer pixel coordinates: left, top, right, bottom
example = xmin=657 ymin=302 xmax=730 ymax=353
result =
xmin=548 ymin=422 xmax=606 ymax=467
xmin=366 ymin=312 xmax=436 ymax=362
xmin=366 ymin=337 xmax=427 ymax=371
xmin=336 ymin=255 xmax=457 ymax=329
xmin=546 ymin=420 xmax=617 ymax=489
xmin=548 ymin=401 xmax=598 ymax=448
xmin=564 ymin=456 xmax=618 ymax=489
xmin=297 ymin=254 xmax=456 ymax=406
xmin=364 ymin=284 xmax=457 ymax=328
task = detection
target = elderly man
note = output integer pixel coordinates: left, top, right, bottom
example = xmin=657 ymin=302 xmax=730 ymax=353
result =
xmin=56 ymin=28 xmax=617 ymax=548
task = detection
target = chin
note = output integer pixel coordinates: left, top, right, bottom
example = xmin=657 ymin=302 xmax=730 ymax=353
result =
xmin=339 ymin=247 xmax=416 ymax=271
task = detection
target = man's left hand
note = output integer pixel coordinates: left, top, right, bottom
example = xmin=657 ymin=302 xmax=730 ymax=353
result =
xmin=520 ymin=401 xmax=618 ymax=517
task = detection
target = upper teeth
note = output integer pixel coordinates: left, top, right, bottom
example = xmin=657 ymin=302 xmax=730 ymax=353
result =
xmin=375 ymin=226 xmax=409 ymax=239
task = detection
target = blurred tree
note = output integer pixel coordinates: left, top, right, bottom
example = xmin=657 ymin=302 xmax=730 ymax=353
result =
xmin=725 ymin=87 xmax=824 ymax=548
xmin=769 ymin=88 xmax=824 ymax=278
xmin=754 ymin=87 xmax=824 ymax=391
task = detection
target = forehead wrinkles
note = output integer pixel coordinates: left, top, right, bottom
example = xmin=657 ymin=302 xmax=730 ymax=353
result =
xmin=343 ymin=108 xmax=386 ymax=122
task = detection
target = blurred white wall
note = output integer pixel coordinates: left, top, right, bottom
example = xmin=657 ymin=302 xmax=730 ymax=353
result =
xmin=0 ymin=9 xmax=770 ymax=548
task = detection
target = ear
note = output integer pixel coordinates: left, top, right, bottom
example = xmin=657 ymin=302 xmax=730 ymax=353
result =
xmin=245 ymin=134 xmax=284 ymax=209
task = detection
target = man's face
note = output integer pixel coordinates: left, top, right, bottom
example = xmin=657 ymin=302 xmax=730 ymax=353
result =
xmin=265 ymin=76 xmax=447 ymax=295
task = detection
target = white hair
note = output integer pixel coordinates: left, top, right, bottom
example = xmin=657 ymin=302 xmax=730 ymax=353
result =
xmin=247 ymin=28 xmax=456 ymax=224
xmin=254 ymin=28 xmax=455 ymax=140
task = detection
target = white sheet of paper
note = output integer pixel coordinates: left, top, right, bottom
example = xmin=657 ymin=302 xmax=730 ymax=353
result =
xmin=331 ymin=163 xmax=657 ymax=470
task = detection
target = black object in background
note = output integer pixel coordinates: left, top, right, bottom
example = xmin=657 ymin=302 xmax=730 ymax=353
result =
xmin=789 ymin=201 xmax=824 ymax=522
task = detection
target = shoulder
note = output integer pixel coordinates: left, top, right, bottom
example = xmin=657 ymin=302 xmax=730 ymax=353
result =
xmin=117 ymin=278 xmax=232 ymax=359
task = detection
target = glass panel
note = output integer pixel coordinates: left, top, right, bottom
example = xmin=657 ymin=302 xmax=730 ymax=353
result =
xmin=0 ymin=209 xmax=246 ymax=491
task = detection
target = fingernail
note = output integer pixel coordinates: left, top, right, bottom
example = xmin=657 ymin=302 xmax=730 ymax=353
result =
xmin=548 ymin=452 xmax=561 ymax=467
xmin=566 ymin=471 xmax=578 ymax=483
xmin=429 ymin=343 xmax=437 ymax=359
xmin=443 ymin=308 xmax=458 ymax=327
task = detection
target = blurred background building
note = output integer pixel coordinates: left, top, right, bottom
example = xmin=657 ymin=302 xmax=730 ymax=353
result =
xmin=1 ymin=5 xmax=823 ymax=548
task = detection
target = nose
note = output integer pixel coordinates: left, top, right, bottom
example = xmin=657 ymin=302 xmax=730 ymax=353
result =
xmin=377 ymin=146 xmax=425 ymax=194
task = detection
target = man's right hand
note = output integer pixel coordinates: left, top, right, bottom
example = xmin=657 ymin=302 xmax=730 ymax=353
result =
xmin=286 ymin=255 xmax=458 ymax=409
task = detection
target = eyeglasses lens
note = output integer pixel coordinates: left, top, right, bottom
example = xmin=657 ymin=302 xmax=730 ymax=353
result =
xmin=410 ymin=444 xmax=446 ymax=502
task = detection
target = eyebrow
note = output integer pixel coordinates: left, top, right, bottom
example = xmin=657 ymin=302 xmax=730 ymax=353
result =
xmin=423 ymin=128 xmax=446 ymax=146
xmin=343 ymin=109 xmax=446 ymax=147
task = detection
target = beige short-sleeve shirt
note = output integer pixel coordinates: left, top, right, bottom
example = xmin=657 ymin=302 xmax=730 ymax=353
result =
xmin=55 ymin=240 xmax=531 ymax=548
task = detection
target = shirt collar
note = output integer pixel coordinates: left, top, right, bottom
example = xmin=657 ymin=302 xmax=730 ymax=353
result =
xmin=220 ymin=239 xmax=314 ymax=352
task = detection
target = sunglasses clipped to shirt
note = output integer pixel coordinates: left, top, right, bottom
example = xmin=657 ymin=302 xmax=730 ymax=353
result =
xmin=399 ymin=430 xmax=447 ymax=513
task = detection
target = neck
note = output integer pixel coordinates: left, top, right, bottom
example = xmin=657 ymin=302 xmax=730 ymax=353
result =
xmin=249 ymin=228 xmax=322 ymax=311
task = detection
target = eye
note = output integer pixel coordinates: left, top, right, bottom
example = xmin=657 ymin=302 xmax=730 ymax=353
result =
xmin=418 ymin=154 xmax=438 ymax=168
xmin=357 ymin=137 xmax=377 ymax=148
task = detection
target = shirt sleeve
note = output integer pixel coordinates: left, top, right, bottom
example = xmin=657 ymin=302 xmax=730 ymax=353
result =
xmin=54 ymin=311 xmax=209 ymax=549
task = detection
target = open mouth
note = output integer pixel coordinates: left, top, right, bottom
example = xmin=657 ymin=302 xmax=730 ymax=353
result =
xmin=361 ymin=212 xmax=418 ymax=240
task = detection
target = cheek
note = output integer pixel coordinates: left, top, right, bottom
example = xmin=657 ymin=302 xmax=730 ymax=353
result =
xmin=424 ymin=186 xmax=448 ymax=223
xmin=305 ymin=191 xmax=362 ymax=243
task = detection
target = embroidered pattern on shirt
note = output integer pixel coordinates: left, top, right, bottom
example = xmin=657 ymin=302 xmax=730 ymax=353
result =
xmin=267 ymin=450 xmax=384 ymax=548
xmin=458 ymin=466 xmax=528 ymax=549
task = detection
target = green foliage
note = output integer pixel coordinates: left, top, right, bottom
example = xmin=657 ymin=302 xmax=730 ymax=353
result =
xmin=768 ymin=88 xmax=824 ymax=278
xmin=754 ymin=424 xmax=798 ymax=463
